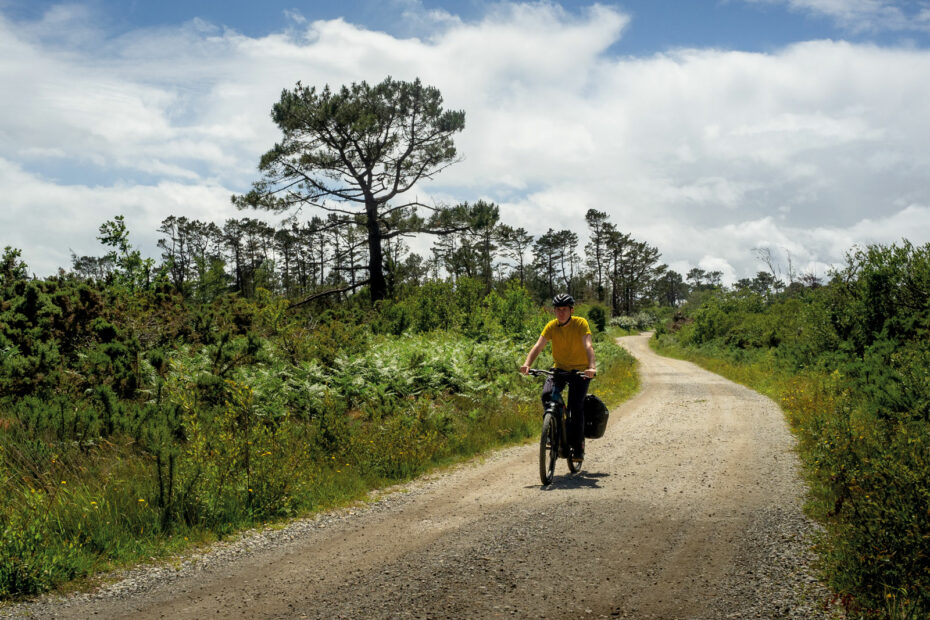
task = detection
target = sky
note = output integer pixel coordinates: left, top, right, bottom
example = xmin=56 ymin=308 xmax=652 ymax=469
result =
xmin=2 ymin=0 xmax=930 ymax=282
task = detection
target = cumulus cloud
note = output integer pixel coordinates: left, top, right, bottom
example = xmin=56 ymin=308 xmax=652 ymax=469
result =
xmin=1 ymin=2 xmax=929 ymax=282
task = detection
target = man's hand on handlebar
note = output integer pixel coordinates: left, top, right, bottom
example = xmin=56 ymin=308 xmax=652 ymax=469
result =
xmin=523 ymin=367 xmax=594 ymax=380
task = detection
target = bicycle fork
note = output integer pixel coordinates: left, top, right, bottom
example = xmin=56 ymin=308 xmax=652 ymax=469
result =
xmin=546 ymin=401 xmax=570 ymax=459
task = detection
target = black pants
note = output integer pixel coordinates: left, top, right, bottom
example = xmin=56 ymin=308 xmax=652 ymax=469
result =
xmin=541 ymin=372 xmax=590 ymax=453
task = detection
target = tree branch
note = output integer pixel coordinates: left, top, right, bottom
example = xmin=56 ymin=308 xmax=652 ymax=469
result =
xmin=288 ymin=279 xmax=372 ymax=311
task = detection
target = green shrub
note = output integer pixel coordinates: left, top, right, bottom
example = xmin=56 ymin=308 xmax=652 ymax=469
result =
xmin=305 ymin=319 xmax=370 ymax=367
xmin=609 ymin=311 xmax=654 ymax=332
xmin=586 ymin=305 xmax=607 ymax=332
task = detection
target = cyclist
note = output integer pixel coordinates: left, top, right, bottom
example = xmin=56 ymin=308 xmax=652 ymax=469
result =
xmin=520 ymin=293 xmax=596 ymax=463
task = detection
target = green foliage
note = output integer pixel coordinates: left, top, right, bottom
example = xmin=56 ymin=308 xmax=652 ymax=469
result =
xmin=97 ymin=216 xmax=162 ymax=293
xmin=371 ymin=279 xmax=543 ymax=341
xmin=0 ymin=488 xmax=83 ymax=596
xmin=0 ymin=274 xmax=109 ymax=397
xmin=0 ymin=247 xmax=28 ymax=291
xmin=585 ymin=304 xmax=607 ymax=332
xmin=656 ymin=240 xmax=930 ymax=617
xmin=373 ymin=280 xmax=465 ymax=333
xmin=484 ymin=282 xmax=548 ymax=339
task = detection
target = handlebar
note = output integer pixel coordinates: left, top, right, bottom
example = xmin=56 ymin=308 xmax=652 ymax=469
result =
xmin=527 ymin=368 xmax=589 ymax=379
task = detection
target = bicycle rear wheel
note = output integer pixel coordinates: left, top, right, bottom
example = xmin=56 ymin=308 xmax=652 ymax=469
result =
xmin=539 ymin=413 xmax=558 ymax=485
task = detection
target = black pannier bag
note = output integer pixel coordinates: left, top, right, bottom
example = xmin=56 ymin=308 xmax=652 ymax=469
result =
xmin=583 ymin=394 xmax=609 ymax=439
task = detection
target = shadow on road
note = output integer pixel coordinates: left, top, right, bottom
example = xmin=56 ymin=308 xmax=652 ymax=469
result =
xmin=529 ymin=471 xmax=608 ymax=491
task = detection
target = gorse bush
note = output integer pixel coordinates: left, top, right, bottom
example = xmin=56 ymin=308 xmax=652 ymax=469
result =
xmin=655 ymin=240 xmax=930 ymax=617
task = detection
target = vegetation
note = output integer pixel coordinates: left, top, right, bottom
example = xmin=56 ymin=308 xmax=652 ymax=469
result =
xmin=652 ymin=241 xmax=930 ymax=618
xmin=0 ymin=209 xmax=645 ymax=599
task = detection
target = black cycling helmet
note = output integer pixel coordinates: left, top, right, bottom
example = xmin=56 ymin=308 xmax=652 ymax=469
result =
xmin=552 ymin=293 xmax=575 ymax=307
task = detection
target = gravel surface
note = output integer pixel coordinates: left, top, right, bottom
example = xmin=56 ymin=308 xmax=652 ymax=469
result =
xmin=2 ymin=333 xmax=843 ymax=619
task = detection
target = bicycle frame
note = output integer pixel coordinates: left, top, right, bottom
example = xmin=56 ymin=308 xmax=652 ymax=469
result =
xmin=528 ymin=368 xmax=587 ymax=484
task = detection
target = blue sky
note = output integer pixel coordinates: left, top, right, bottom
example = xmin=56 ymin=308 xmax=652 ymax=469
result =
xmin=2 ymin=0 xmax=930 ymax=280
xmin=7 ymin=0 xmax=928 ymax=52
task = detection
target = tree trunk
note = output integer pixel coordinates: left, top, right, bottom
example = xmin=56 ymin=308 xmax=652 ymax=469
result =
xmin=366 ymin=199 xmax=387 ymax=301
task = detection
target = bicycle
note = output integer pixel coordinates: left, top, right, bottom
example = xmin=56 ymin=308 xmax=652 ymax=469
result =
xmin=527 ymin=368 xmax=590 ymax=485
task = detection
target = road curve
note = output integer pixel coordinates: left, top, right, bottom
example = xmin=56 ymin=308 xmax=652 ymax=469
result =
xmin=4 ymin=333 xmax=834 ymax=619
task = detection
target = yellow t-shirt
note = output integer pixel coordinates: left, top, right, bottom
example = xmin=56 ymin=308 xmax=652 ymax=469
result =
xmin=541 ymin=316 xmax=592 ymax=371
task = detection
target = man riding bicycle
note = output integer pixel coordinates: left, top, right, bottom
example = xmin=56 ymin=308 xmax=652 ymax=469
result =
xmin=520 ymin=293 xmax=597 ymax=463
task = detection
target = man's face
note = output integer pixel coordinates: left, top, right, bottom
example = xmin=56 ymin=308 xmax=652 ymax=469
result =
xmin=554 ymin=305 xmax=573 ymax=323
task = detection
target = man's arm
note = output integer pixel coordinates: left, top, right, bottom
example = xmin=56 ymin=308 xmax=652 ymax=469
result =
xmin=583 ymin=333 xmax=596 ymax=378
xmin=520 ymin=335 xmax=548 ymax=375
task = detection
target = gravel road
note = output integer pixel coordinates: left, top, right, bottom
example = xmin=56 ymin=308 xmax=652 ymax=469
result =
xmin=3 ymin=333 xmax=840 ymax=619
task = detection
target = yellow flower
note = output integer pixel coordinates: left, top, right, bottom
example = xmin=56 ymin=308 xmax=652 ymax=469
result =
xmin=61 ymin=480 xmax=66 ymax=484
xmin=138 ymin=498 xmax=146 ymax=503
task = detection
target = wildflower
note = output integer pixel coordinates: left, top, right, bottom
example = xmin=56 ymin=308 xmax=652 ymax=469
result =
xmin=138 ymin=498 xmax=146 ymax=503
xmin=61 ymin=480 xmax=66 ymax=484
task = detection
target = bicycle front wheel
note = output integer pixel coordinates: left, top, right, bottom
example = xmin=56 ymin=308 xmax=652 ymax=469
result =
xmin=539 ymin=412 xmax=558 ymax=485
xmin=567 ymin=452 xmax=583 ymax=474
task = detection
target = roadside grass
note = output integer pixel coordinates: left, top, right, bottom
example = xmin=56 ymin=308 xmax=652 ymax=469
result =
xmin=649 ymin=336 xmax=787 ymax=399
xmin=0 ymin=338 xmax=637 ymax=601
xmin=605 ymin=326 xmax=636 ymax=339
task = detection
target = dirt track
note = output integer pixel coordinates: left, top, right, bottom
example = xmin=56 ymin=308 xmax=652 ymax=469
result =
xmin=4 ymin=333 xmax=835 ymax=619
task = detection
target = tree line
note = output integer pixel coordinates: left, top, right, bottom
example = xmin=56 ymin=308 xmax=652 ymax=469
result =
xmin=67 ymin=204 xmax=684 ymax=316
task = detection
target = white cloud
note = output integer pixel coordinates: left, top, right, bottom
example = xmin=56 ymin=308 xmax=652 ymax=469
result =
xmin=390 ymin=0 xmax=463 ymax=35
xmin=1 ymin=3 xmax=929 ymax=282
xmin=283 ymin=9 xmax=307 ymax=25
xmin=741 ymin=0 xmax=930 ymax=33
xmin=0 ymin=157 xmax=238 ymax=276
